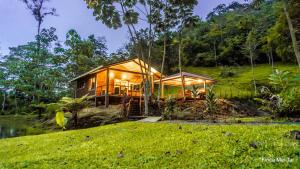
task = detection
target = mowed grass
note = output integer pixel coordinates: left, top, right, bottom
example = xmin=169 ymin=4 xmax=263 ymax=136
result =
xmin=0 ymin=122 xmax=299 ymax=168
xmin=184 ymin=63 xmax=300 ymax=98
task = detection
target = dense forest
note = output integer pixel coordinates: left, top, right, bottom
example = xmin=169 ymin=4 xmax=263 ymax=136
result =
xmin=0 ymin=0 xmax=299 ymax=114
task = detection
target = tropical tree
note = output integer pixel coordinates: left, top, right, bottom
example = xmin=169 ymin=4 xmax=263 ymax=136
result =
xmin=245 ymin=29 xmax=259 ymax=95
xmin=58 ymin=94 xmax=90 ymax=127
xmin=64 ymin=29 xmax=108 ymax=78
xmin=3 ymin=28 xmax=67 ymax=105
xmin=21 ymin=0 xmax=57 ymax=103
xmin=85 ymin=0 xmax=159 ymax=114
xmin=252 ymin=0 xmax=300 ymax=70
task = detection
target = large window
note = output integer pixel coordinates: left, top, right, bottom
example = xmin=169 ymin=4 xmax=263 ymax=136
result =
xmin=90 ymin=77 xmax=96 ymax=90
xmin=114 ymin=79 xmax=140 ymax=96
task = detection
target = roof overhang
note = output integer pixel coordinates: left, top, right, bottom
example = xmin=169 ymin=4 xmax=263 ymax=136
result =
xmin=70 ymin=58 xmax=161 ymax=82
xmin=154 ymin=72 xmax=216 ymax=86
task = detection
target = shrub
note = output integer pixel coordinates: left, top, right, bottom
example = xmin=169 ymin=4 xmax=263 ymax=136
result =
xmin=205 ymin=86 xmax=216 ymax=114
xmin=220 ymin=68 xmax=236 ymax=78
xmin=163 ymin=98 xmax=177 ymax=119
xmin=279 ymin=87 xmax=300 ymax=115
xmin=255 ymin=69 xmax=300 ymax=116
xmin=45 ymin=103 xmax=61 ymax=118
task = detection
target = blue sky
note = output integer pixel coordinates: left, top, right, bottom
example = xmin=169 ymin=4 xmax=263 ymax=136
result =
xmin=0 ymin=0 xmax=245 ymax=55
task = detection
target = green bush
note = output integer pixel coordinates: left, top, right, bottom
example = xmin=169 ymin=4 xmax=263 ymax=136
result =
xmin=220 ymin=67 xmax=236 ymax=78
xmin=279 ymin=87 xmax=300 ymax=115
xmin=45 ymin=103 xmax=61 ymax=118
xmin=163 ymin=98 xmax=178 ymax=119
xmin=255 ymin=69 xmax=300 ymax=116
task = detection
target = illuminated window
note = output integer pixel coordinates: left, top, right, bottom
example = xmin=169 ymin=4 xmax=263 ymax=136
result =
xmin=90 ymin=77 xmax=96 ymax=90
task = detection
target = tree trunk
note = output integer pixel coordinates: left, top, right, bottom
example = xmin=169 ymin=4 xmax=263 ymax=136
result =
xmin=14 ymin=90 xmax=18 ymax=110
xmin=2 ymin=91 xmax=5 ymax=112
xmin=72 ymin=111 xmax=78 ymax=127
xmin=283 ymin=3 xmax=300 ymax=70
xmin=250 ymin=52 xmax=257 ymax=95
xmin=157 ymin=35 xmax=167 ymax=101
xmin=213 ymin=40 xmax=217 ymax=66
xmin=178 ymin=40 xmax=185 ymax=101
xmin=121 ymin=4 xmax=150 ymax=116
xmin=270 ymin=47 xmax=274 ymax=72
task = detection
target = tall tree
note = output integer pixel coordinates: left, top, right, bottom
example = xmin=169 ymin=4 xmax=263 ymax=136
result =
xmin=21 ymin=0 xmax=57 ymax=41
xmin=85 ymin=0 xmax=158 ymax=114
xmin=21 ymin=0 xmax=57 ymax=102
xmin=244 ymin=29 xmax=259 ymax=94
xmin=152 ymin=0 xmax=197 ymax=101
xmin=64 ymin=29 xmax=108 ymax=78
xmin=252 ymin=0 xmax=300 ymax=69
xmin=3 ymin=28 xmax=66 ymax=105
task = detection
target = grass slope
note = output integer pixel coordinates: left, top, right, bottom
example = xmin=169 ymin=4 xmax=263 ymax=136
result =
xmin=184 ymin=63 xmax=299 ymax=98
xmin=1 ymin=122 xmax=299 ymax=168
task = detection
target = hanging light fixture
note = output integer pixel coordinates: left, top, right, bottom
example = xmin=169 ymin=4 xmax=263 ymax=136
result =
xmin=109 ymin=72 xmax=114 ymax=78
xmin=122 ymin=74 xmax=127 ymax=79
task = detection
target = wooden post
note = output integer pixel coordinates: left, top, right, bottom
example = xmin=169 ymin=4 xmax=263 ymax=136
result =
xmin=204 ymin=80 xmax=206 ymax=91
xmin=151 ymin=75 xmax=154 ymax=95
xmin=95 ymin=74 xmax=97 ymax=106
xmin=182 ymin=76 xmax=186 ymax=100
xmin=105 ymin=68 xmax=110 ymax=108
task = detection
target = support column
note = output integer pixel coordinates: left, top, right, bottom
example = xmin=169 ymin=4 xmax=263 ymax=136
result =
xmin=182 ymin=76 xmax=186 ymax=100
xmin=151 ymin=75 xmax=154 ymax=95
xmin=95 ymin=74 xmax=97 ymax=106
xmin=105 ymin=68 xmax=110 ymax=108
xmin=204 ymin=80 xmax=206 ymax=91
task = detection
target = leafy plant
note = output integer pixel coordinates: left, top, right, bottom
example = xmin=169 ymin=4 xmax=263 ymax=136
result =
xmin=30 ymin=102 xmax=47 ymax=118
xmin=269 ymin=69 xmax=290 ymax=91
xmin=220 ymin=68 xmax=236 ymax=78
xmin=55 ymin=111 xmax=68 ymax=130
xmin=256 ymin=70 xmax=300 ymax=116
xmin=163 ymin=98 xmax=177 ymax=120
xmin=58 ymin=94 xmax=91 ymax=127
xmin=191 ymin=85 xmax=199 ymax=99
xmin=279 ymin=87 xmax=300 ymax=114
xmin=205 ymin=86 xmax=216 ymax=114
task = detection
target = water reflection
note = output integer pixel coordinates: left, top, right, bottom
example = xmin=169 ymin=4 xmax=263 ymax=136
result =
xmin=0 ymin=125 xmax=27 ymax=139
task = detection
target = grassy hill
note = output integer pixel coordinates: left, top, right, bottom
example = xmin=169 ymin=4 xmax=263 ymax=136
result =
xmin=184 ymin=63 xmax=299 ymax=98
xmin=0 ymin=122 xmax=299 ymax=168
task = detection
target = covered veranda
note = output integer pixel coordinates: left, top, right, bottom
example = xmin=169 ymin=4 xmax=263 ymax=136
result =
xmin=155 ymin=72 xmax=216 ymax=99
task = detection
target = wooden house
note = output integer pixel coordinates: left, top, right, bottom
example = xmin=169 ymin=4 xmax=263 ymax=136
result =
xmin=70 ymin=58 xmax=215 ymax=108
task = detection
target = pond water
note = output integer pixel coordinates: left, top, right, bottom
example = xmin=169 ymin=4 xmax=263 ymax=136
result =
xmin=0 ymin=116 xmax=44 ymax=139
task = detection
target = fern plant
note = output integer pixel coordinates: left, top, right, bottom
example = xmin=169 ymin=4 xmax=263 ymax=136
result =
xmin=58 ymin=94 xmax=91 ymax=127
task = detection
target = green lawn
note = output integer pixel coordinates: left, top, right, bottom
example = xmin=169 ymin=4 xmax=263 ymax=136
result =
xmin=184 ymin=63 xmax=299 ymax=98
xmin=1 ymin=122 xmax=299 ymax=168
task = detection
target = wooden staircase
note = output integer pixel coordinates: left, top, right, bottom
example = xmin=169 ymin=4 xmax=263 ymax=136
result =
xmin=128 ymin=99 xmax=144 ymax=116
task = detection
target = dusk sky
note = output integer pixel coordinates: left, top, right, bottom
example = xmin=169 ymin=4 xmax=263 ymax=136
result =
xmin=0 ymin=0 xmax=245 ymax=55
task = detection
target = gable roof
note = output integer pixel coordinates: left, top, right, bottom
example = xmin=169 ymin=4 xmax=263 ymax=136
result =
xmin=161 ymin=72 xmax=215 ymax=82
xmin=70 ymin=58 xmax=161 ymax=82
xmin=154 ymin=72 xmax=216 ymax=86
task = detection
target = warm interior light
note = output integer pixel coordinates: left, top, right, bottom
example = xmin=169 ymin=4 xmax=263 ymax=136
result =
xmin=197 ymin=79 xmax=203 ymax=83
xmin=109 ymin=72 xmax=114 ymax=78
xmin=186 ymin=81 xmax=192 ymax=85
xmin=122 ymin=74 xmax=127 ymax=79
